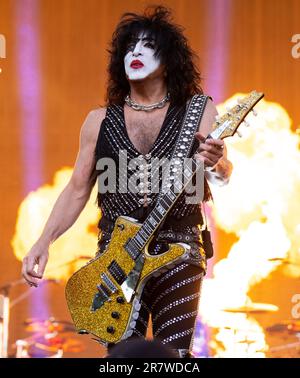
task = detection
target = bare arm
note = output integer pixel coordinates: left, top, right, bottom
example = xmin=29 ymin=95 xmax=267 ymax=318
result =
xmin=194 ymin=98 xmax=233 ymax=185
xmin=22 ymin=108 xmax=106 ymax=286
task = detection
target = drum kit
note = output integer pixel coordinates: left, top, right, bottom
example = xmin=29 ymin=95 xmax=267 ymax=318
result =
xmin=14 ymin=317 xmax=84 ymax=358
xmin=0 ymin=256 xmax=90 ymax=358
xmin=219 ymin=302 xmax=300 ymax=357
xmin=0 ymin=280 xmax=85 ymax=358
xmin=212 ymin=256 xmax=300 ymax=357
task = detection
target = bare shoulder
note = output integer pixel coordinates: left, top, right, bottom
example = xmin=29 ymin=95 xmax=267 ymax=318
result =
xmin=198 ymin=98 xmax=218 ymax=137
xmin=80 ymin=107 xmax=107 ymax=144
xmin=204 ymin=98 xmax=218 ymax=116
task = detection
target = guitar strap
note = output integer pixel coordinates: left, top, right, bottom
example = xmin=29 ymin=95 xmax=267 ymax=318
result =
xmin=154 ymin=93 xmax=211 ymax=230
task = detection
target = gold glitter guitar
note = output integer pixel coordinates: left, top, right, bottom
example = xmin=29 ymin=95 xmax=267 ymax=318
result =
xmin=65 ymin=91 xmax=264 ymax=346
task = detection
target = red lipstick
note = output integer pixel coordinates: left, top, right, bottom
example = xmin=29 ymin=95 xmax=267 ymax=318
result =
xmin=130 ymin=59 xmax=144 ymax=69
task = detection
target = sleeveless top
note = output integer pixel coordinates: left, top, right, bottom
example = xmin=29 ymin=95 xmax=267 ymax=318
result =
xmin=94 ymin=98 xmax=211 ymax=229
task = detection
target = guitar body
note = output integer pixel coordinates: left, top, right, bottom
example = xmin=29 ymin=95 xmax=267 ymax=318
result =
xmin=65 ymin=215 xmax=191 ymax=345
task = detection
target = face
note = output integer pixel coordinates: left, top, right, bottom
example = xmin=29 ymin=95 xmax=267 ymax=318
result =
xmin=124 ymin=31 xmax=161 ymax=81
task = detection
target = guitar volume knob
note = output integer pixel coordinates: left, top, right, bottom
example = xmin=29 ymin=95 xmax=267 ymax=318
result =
xmin=117 ymin=296 xmax=125 ymax=304
xmin=107 ymin=326 xmax=115 ymax=334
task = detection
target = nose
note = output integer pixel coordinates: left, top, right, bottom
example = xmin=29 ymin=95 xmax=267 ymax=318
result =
xmin=132 ymin=40 xmax=143 ymax=57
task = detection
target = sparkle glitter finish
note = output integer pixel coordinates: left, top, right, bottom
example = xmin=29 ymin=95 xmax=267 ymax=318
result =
xmin=65 ymin=216 xmax=190 ymax=344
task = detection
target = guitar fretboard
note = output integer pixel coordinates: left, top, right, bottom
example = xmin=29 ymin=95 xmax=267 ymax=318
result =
xmin=126 ymin=158 xmax=199 ymax=260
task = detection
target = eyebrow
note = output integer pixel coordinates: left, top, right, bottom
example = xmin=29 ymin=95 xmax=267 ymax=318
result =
xmin=129 ymin=36 xmax=155 ymax=43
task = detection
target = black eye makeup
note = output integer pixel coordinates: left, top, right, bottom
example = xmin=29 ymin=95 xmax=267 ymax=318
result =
xmin=125 ymin=38 xmax=156 ymax=53
xmin=145 ymin=41 xmax=155 ymax=49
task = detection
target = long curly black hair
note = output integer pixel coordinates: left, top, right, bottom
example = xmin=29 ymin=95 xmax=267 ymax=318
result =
xmin=105 ymin=5 xmax=203 ymax=107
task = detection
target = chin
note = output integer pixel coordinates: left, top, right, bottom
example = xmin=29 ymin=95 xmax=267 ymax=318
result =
xmin=128 ymin=74 xmax=149 ymax=81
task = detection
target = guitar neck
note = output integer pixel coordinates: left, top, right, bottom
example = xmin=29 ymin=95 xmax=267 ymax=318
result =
xmin=126 ymin=155 xmax=202 ymax=258
xmin=125 ymin=90 xmax=264 ymax=260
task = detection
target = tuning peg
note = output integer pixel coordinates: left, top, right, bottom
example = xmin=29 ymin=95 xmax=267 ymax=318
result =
xmin=215 ymin=115 xmax=221 ymax=124
xmin=225 ymin=107 xmax=232 ymax=116
xmin=236 ymin=130 xmax=242 ymax=138
xmin=252 ymin=109 xmax=258 ymax=116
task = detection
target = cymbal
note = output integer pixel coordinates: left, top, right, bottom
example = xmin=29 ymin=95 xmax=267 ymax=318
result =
xmin=266 ymin=320 xmax=300 ymax=333
xmin=268 ymin=257 xmax=299 ymax=265
xmin=16 ymin=333 xmax=85 ymax=355
xmin=237 ymin=339 xmax=256 ymax=344
xmin=34 ymin=337 xmax=84 ymax=353
xmin=24 ymin=318 xmax=75 ymax=333
xmin=60 ymin=338 xmax=85 ymax=353
xmin=223 ymin=303 xmax=279 ymax=314
xmin=269 ymin=341 xmax=300 ymax=352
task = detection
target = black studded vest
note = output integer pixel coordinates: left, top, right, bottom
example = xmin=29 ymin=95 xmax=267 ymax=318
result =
xmin=94 ymin=97 xmax=211 ymax=229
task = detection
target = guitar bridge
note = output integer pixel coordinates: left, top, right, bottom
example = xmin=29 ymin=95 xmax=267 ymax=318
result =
xmin=90 ymin=284 xmax=111 ymax=312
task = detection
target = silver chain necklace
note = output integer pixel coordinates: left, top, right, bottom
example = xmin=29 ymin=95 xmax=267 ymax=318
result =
xmin=125 ymin=92 xmax=170 ymax=111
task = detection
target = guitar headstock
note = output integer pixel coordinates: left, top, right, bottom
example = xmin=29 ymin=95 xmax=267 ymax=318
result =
xmin=210 ymin=90 xmax=264 ymax=140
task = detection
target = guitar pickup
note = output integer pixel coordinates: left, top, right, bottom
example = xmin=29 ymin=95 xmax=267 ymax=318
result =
xmin=108 ymin=260 xmax=126 ymax=285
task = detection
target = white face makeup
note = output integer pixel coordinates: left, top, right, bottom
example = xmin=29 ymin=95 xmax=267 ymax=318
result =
xmin=124 ymin=31 xmax=161 ymax=80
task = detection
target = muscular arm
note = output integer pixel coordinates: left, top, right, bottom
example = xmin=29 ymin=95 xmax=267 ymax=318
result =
xmin=22 ymin=108 xmax=106 ymax=286
xmin=194 ymin=98 xmax=233 ymax=185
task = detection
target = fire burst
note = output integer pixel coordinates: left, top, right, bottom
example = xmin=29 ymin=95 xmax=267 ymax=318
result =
xmin=199 ymin=94 xmax=300 ymax=357
xmin=12 ymin=168 xmax=99 ymax=280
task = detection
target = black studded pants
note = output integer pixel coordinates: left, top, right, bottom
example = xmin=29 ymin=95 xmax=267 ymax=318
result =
xmin=127 ymin=260 xmax=205 ymax=357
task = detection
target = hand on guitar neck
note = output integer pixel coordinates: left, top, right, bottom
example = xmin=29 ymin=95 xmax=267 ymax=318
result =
xmin=194 ymin=132 xmax=233 ymax=185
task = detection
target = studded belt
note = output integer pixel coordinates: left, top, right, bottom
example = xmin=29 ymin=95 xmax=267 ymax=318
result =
xmin=155 ymin=225 xmax=202 ymax=244
xmin=96 ymin=221 xmax=205 ymax=268
xmin=97 ymin=221 xmax=202 ymax=245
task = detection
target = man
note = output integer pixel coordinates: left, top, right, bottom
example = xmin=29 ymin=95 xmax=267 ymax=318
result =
xmin=22 ymin=6 xmax=232 ymax=357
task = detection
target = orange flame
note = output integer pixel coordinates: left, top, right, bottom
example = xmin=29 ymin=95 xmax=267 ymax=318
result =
xmin=199 ymin=94 xmax=300 ymax=356
xmin=12 ymin=168 xmax=99 ymax=280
